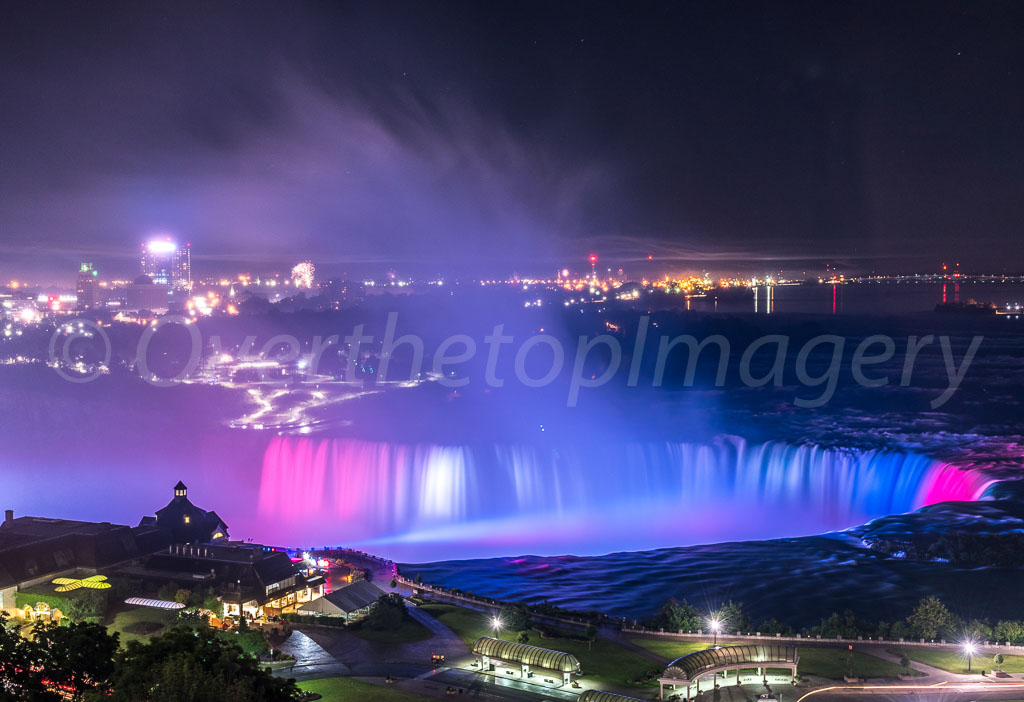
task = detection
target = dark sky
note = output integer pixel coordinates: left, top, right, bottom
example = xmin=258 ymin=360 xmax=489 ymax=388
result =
xmin=2 ymin=1 xmax=1023 ymax=284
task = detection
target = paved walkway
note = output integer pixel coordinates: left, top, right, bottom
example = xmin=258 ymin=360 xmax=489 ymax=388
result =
xmin=407 ymin=602 xmax=472 ymax=657
xmin=276 ymin=629 xmax=352 ymax=681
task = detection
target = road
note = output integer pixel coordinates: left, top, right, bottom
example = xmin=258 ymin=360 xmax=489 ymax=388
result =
xmin=796 ymin=681 xmax=1024 ymax=702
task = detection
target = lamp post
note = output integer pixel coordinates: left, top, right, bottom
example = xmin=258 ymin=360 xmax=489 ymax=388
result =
xmin=709 ymin=618 xmax=722 ymax=648
xmin=963 ymin=641 xmax=976 ymax=673
xmin=491 ymin=616 xmax=503 ymax=638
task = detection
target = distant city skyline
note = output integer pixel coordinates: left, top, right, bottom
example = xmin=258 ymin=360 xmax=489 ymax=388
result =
xmin=4 ymin=1 xmax=1024 ymax=284
xmin=0 ymin=245 xmax=1001 ymax=291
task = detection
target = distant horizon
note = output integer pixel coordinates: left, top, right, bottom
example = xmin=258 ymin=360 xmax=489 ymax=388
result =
xmin=0 ymin=248 xmax=1009 ymax=290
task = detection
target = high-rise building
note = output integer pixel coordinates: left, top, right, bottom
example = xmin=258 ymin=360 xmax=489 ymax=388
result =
xmin=141 ymin=238 xmax=191 ymax=290
xmin=76 ymin=262 xmax=99 ymax=310
xmin=126 ymin=275 xmax=171 ymax=312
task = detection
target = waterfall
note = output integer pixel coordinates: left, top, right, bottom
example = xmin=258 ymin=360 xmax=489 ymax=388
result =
xmin=257 ymin=435 xmax=990 ymax=558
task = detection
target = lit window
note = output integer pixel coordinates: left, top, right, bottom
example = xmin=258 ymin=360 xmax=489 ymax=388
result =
xmin=184 ymin=515 xmax=190 ymax=524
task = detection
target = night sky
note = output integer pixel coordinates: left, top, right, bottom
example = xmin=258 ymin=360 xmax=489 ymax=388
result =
xmin=2 ymin=1 xmax=1023 ymax=283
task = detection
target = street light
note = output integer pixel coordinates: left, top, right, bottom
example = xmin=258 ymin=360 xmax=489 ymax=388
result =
xmin=491 ymin=616 xmax=503 ymax=637
xmin=709 ymin=618 xmax=722 ymax=648
xmin=963 ymin=641 xmax=977 ymax=672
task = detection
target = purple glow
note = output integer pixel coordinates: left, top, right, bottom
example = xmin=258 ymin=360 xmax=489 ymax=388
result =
xmin=256 ymin=435 xmax=991 ymax=561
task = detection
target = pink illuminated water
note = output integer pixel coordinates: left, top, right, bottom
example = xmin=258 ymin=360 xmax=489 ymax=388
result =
xmin=255 ymin=435 xmax=991 ymax=560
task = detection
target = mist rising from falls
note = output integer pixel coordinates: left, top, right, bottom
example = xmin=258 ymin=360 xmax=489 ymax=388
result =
xmin=257 ymin=435 xmax=991 ymax=560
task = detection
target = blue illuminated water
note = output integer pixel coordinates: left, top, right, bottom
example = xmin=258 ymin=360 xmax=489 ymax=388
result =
xmin=257 ymin=435 xmax=988 ymax=560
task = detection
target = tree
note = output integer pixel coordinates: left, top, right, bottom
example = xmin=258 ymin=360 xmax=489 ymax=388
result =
xmin=517 ymin=631 xmax=530 ymax=644
xmin=995 ymin=654 xmax=1004 ymax=666
xmin=899 ymin=652 xmax=911 ymax=672
xmin=200 ymin=588 xmax=221 ymax=615
xmin=907 ymin=597 xmax=956 ymax=640
xmin=501 ymin=605 xmax=531 ymax=632
xmin=363 ymin=593 xmax=406 ymax=631
xmin=63 ymin=591 xmax=105 ymax=623
xmin=109 ymin=625 xmax=299 ymax=701
xmin=890 ymin=621 xmax=910 ymax=640
xmin=758 ymin=618 xmax=787 ymax=636
xmin=646 ymin=598 xmax=701 ymax=632
xmin=718 ymin=601 xmax=750 ymax=633
xmin=995 ymin=620 xmax=1024 ymax=645
xmin=33 ymin=620 xmax=119 ymax=700
xmin=156 ymin=583 xmax=178 ymax=602
xmin=585 ymin=624 xmax=598 ymax=651
xmin=964 ymin=619 xmax=992 ymax=642
xmin=174 ymin=589 xmax=193 ymax=606
xmin=0 ymin=612 xmax=55 ymax=701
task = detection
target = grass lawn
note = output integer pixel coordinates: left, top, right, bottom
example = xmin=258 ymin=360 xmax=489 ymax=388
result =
xmin=107 ymin=607 xmax=178 ymax=646
xmin=890 ymin=647 xmax=1024 ymax=674
xmin=797 ymin=648 xmax=914 ymax=680
xmin=629 ymin=638 xmax=715 ymax=660
xmin=629 ymin=639 xmax=913 ymax=680
xmin=298 ymin=677 xmax=432 ymax=702
xmin=419 ymin=604 xmax=661 ymax=687
xmin=351 ymin=616 xmax=433 ymax=644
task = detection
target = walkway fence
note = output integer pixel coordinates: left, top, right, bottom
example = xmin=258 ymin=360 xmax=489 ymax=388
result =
xmin=298 ymin=552 xmax=1024 ymax=657
xmin=622 ymin=626 xmax=1024 ymax=654
xmin=394 ymin=575 xmax=604 ymax=631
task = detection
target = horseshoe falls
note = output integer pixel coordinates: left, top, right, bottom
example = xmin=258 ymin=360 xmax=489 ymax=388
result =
xmin=256 ymin=435 xmax=990 ymax=560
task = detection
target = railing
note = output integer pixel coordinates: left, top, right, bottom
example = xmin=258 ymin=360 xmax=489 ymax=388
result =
xmin=622 ymin=627 xmax=1024 ymax=653
xmin=394 ymin=575 xmax=600 ymax=630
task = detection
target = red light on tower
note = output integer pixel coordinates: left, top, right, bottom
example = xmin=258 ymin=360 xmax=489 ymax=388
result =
xmin=589 ymin=254 xmax=597 ymax=265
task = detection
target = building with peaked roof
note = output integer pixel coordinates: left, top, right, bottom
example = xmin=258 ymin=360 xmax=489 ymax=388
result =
xmin=472 ymin=636 xmax=580 ymax=685
xmin=118 ymin=540 xmax=323 ymax=619
xmin=0 ymin=509 xmax=169 ymax=612
xmin=296 ymin=580 xmax=384 ymax=620
xmin=139 ymin=481 xmax=229 ymax=543
xmin=3 ymin=483 xmax=323 ymax=621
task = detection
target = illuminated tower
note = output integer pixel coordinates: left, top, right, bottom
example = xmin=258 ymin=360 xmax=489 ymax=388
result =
xmin=76 ymin=263 xmax=99 ymax=310
xmin=141 ymin=238 xmax=192 ymax=290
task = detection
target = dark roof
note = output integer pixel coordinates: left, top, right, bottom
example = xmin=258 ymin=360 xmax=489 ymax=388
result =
xmin=141 ymin=542 xmax=302 ymax=605
xmin=321 ymin=580 xmax=384 ymax=613
xmin=663 ymin=645 xmax=799 ymax=681
xmin=143 ymin=488 xmax=228 ymax=544
xmin=0 ymin=516 xmax=169 ymax=589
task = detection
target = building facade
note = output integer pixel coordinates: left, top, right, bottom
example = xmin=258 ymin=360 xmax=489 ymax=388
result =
xmin=76 ymin=263 xmax=99 ymax=310
xmin=140 ymin=239 xmax=191 ymax=291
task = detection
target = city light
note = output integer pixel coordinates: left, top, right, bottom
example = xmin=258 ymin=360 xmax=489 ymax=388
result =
xmin=490 ymin=615 xmax=503 ymax=634
xmin=709 ymin=617 xmax=722 ymax=647
xmin=963 ymin=640 xmax=977 ymax=672
xmin=146 ymin=239 xmax=176 ymax=254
